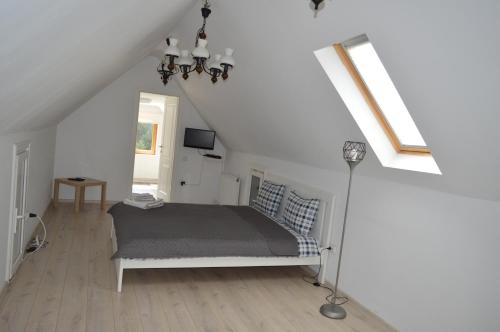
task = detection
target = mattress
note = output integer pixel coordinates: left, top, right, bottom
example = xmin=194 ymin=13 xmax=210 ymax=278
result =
xmin=108 ymin=203 xmax=301 ymax=259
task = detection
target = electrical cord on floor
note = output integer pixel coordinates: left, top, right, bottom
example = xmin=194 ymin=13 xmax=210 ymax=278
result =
xmin=302 ymin=247 xmax=349 ymax=305
xmin=24 ymin=213 xmax=48 ymax=258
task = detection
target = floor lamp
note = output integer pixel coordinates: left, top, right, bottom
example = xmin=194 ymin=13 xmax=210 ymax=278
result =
xmin=320 ymin=141 xmax=366 ymax=320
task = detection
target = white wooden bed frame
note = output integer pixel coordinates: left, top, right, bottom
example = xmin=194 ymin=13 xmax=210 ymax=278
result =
xmin=111 ymin=172 xmax=336 ymax=292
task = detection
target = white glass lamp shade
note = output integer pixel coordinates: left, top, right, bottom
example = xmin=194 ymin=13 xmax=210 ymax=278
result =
xmin=178 ymin=50 xmax=193 ymax=66
xmin=164 ymin=38 xmax=180 ymax=57
xmin=220 ymin=48 xmax=235 ymax=67
xmin=192 ymin=39 xmax=210 ymax=59
xmin=208 ymin=54 xmax=222 ymax=70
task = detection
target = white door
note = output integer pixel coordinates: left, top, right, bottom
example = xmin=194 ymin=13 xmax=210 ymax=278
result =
xmin=157 ymin=97 xmax=179 ymax=201
xmin=8 ymin=143 xmax=30 ymax=280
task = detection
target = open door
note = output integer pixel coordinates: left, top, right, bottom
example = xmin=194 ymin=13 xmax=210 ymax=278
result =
xmin=157 ymin=96 xmax=179 ymax=201
xmin=132 ymin=93 xmax=178 ymax=200
xmin=7 ymin=142 xmax=30 ymax=280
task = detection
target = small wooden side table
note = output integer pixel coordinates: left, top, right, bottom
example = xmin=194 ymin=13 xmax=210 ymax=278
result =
xmin=53 ymin=178 xmax=107 ymax=213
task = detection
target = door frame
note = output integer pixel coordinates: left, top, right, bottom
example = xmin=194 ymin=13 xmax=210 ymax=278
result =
xmin=6 ymin=141 xmax=30 ymax=282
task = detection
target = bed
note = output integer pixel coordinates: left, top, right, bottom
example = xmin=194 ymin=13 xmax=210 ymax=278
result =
xmin=110 ymin=173 xmax=335 ymax=292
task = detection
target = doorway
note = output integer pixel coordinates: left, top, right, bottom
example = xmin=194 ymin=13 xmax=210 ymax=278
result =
xmin=132 ymin=92 xmax=179 ymax=201
xmin=7 ymin=142 xmax=30 ymax=281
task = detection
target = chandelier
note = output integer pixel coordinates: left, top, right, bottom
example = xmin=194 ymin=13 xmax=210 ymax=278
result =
xmin=157 ymin=0 xmax=235 ymax=85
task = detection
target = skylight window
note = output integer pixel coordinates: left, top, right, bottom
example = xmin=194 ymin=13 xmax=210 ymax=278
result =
xmin=336 ymin=34 xmax=429 ymax=154
xmin=314 ymin=35 xmax=441 ymax=174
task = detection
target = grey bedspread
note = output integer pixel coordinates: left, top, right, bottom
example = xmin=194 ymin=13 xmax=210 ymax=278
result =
xmin=108 ymin=203 xmax=298 ymax=259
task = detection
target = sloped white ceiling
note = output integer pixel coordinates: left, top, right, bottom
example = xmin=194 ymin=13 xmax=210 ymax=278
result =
xmin=0 ymin=0 xmax=196 ymax=134
xmin=171 ymin=0 xmax=500 ymax=201
xmin=3 ymin=0 xmax=499 ymax=201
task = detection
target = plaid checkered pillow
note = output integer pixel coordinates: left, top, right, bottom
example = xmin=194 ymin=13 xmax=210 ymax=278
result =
xmin=253 ymin=180 xmax=285 ymax=217
xmin=283 ymin=191 xmax=320 ymax=236
xmin=277 ymin=221 xmax=319 ymax=256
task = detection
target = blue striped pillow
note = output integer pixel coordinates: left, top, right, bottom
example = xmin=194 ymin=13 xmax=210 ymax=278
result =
xmin=254 ymin=180 xmax=285 ymax=217
xmin=283 ymin=191 xmax=320 ymax=236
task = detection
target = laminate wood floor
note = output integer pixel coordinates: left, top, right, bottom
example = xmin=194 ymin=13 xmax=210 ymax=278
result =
xmin=0 ymin=204 xmax=395 ymax=332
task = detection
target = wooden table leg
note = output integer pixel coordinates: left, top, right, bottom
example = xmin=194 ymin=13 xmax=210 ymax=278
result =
xmin=74 ymin=187 xmax=81 ymax=213
xmin=100 ymin=183 xmax=107 ymax=211
xmin=53 ymin=180 xmax=60 ymax=208
xmin=80 ymin=187 xmax=85 ymax=210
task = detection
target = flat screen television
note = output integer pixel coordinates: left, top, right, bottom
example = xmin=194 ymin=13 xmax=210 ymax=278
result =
xmin=183 ymin=128 xmax=216 ymax=150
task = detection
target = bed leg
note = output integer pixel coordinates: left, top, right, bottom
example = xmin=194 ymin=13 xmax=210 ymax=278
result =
xmin=319 ymin=249 xmax=328 ymax=284
xmin=115 ymin=259 xmax=123 ymax=293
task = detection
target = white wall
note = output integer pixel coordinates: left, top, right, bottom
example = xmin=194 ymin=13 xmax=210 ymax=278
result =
xmin=0 ymin=126 xmax=56 ymax=291
xmin=54 ymin=56 xmax=225 ymax=204
xmin=225 ymin=151 xmax=500 ymax=332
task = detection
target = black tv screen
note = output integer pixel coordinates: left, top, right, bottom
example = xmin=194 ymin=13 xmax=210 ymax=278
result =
xmin=184 ymin=128 xmax=215 ymax=150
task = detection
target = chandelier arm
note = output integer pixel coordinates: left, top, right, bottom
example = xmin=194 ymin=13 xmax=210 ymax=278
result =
xmin=163 ymin=63 xmax=180 ymax=74
xmin=158 ymin=67 xmax=180 ymax=76
xmin=202 ymin=64 xmax=213 ymax=76
xmin=187 ymin=61 xmax=198 ymax=73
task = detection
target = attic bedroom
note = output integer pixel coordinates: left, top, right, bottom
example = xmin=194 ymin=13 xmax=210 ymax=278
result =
xmin=0 ymin=1 xmax=499 ymax=331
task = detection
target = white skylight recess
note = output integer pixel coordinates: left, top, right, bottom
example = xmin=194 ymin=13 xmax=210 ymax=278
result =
xmin=314 ymin=35 xmax=441 ymax=175
xmin=343 ymin=35 xmax=427 ymax=148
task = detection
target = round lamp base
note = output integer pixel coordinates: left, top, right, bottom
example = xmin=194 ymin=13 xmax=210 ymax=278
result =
xmin=319 ymin=303 xmax=347 ymax=320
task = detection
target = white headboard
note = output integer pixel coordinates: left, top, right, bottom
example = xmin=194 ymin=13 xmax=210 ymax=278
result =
xmin=263 ymin=172 xmax=336 ymax=249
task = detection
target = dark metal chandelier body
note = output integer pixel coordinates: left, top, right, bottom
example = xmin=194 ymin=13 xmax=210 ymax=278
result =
xmin=311 ymin=0 xmax=325 ymax=10
xmin=157 ymin=0 xmax=234 ymax=85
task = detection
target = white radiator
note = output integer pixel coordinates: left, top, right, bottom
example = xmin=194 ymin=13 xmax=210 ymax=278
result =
xmin=218 ymin=173 xmax=240 ymax=205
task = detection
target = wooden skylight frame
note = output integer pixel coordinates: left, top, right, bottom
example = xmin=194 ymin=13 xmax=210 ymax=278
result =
xmin=334 ymin=39 xmax=431 ymax=155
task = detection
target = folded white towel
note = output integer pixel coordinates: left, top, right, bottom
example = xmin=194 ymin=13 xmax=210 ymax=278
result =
xmin=131 ymin=193 xmax=156 ymax=202
xmin=123 ymin=198 xmax=164 ymax=209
